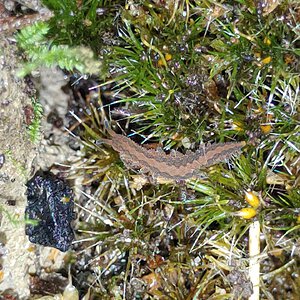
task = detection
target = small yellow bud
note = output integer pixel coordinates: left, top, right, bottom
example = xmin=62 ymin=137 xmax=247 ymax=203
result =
xmin=297 ymin=215 xmax=300 ymax=224
xmin=165 ymin=53 xmax=172 ymax=61
xmin=245 ymin=191 xmax=260 ymax=208
xmin=232 ymin=121 xmax=244 ymax=132
xmin=236 ymin=207 xmax=257 ymax=219
xmin=261 ymin=56 xmax=272 ymax=64
xmin=254 ymin=52 xmax=261 ymax=58
xmin=263 ymin=37 xmax=271 ymax=46
xmin=157 ymin=59 xmax=164 ymax=67
xmin=61 ymin=196 xmax=70 ymax=203
xmin=260 ymin=124 xmax=272 ymax=134
xmin=27 ymin=245 xmax=36 ymax=252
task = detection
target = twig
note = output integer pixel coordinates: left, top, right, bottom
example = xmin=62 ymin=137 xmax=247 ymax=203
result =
xmin=249 ymin=220 xmax=260 ymax=300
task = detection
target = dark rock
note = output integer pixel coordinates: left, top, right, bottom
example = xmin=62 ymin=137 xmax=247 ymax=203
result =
xmin=25 ymin=172 xmax=75 ymax=252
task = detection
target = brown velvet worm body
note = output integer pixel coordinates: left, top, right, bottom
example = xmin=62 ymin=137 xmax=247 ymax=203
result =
xmin=102 ymin=129 xmax=246 ymax=181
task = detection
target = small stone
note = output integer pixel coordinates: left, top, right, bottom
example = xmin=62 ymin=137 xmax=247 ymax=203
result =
xmin=25 ymin=171 xmax=75 ymax=252
xmin=0 ymin=154 xmax=5 ymax=169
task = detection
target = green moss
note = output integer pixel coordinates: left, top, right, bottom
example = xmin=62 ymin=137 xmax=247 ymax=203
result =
xmin=17 ymin=0 xmax=300 ymax=298
xmin=17 ymin=22 xmax=102 ymax=76
xmin=27 ymin=99 xmax=43 ymax=143
xmin=42 ymin=0 xmax=123 ymax=52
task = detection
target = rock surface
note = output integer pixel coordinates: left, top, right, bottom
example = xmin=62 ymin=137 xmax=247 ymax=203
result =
xmin=0 ymin=38 xmax=36 ymax=298
xmin=0 ymin=39 xmax=77 ymax=300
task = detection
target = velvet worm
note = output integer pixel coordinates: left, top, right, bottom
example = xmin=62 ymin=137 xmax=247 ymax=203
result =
xmin=102 ymin=129 xmax=246 ymax=181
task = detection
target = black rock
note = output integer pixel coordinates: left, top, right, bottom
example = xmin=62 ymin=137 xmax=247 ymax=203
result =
xmin=25 ymin=172 xmax=75 ymax=252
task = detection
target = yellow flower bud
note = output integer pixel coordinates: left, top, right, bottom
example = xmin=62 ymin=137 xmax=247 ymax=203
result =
xmin=245 ymin=191 xmax=260 ymax=208
xmin=236 ymin=207 xmax=257 ymax=219
xmin=165 ymin=53 xmax=172 ymax=61
xmin=261 ymin=56 xmax=272 ymax=64
xmin=157 ymin=59 xmax=164 ymax=67
xmin=263 ymin=37 xmax=271 ymax=46
xmin=232 ymin=121 xmax=244 ymax=132
xmin=260 ymin=124 xmax=272 ymax=134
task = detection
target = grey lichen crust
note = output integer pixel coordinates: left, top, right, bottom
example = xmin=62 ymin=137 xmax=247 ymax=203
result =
xmin=0 ymin=39 xmax=36 ymax=298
